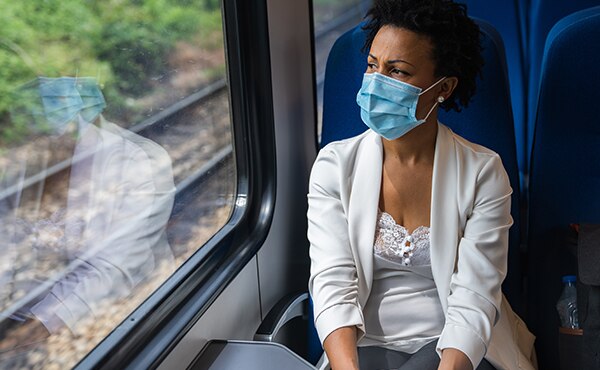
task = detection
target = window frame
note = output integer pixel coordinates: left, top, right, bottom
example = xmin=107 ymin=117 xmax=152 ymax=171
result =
xmin=74 ymin=0 xmax=276 ymax=368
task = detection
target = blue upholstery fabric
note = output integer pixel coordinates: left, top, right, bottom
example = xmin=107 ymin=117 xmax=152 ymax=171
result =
xmin=321 ymin=22 xmax=368 ymax=147
xmin=320 ymin=19 xmax=523 ymax=314
xmin=459 ymin=0 xmax=529 ymax=179
xmin=527 ymin=6 xmax=600 ymax=369
xmin=439 ymin=20 xmax=523 ymax=315
xmin=527 ymin=0 xmax=600 ymax=168
xmin=518 ymin=0 xmax=531 ymax=62
xmin=306 ymin=297 xmax=321 ymax=364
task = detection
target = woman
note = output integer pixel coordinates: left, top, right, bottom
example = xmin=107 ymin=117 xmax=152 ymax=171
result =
xmin=307 ymin=1 xmax=537 ymax=369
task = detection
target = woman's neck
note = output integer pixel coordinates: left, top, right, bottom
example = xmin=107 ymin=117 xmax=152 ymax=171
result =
xmin=382 ymin=119 xmax=438 ymax=165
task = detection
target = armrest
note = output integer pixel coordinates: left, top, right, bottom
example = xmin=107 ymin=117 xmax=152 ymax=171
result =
xmin=254 ymin=292 xmax=309 ymax=342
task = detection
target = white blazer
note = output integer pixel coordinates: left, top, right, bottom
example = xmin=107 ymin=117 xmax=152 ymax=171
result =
xmin=308 ymin=124 xmax=536 ymax=370
xmin=0 ymin=118 xmax=175 ymax=333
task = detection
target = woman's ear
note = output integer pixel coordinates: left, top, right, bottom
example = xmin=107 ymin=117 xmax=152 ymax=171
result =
xmin=439 ymin=77 xmax=458 ymax=101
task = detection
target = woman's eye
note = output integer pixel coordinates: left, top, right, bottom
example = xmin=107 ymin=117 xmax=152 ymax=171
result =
xmin=367 ymin=63 xmax=377 ymax=70
xmin=391 ymin=68 xmax=408 ymax=76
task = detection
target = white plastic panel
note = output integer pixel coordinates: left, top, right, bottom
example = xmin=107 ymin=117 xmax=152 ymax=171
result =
xmin=258 ymin=0 xmax=317 ymax=320
xmin=157 ymin=258 xmax=261 ymax=370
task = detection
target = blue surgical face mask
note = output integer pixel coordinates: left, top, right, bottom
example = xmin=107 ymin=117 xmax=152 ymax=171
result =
xmin=356 ymin=72 xmax=445 ymax=140
xmin=75 ymin=77 xmax=106 ymax=123
xmin=38 ymin=77 xmax=83 ymax=134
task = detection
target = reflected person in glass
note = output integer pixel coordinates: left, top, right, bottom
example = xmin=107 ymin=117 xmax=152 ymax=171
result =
xmin=0 ymin=77 xmax=175 ymax=352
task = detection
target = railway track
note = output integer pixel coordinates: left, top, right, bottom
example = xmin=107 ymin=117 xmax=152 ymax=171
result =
xmin=0 ymin=2 xmax=364 ymax=205
xmin=0 ymin=6 xmax=367 ymax=367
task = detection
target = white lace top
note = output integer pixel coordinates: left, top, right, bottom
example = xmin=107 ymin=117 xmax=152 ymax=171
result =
xmin=360 ymin=210 xmax=444 ymax=353
xmin=374 ymin=210 xmax=431 ymax=266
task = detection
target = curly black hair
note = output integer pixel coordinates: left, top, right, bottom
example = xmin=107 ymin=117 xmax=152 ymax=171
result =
xmin=363 ymin=0 xmax=484 ymax=112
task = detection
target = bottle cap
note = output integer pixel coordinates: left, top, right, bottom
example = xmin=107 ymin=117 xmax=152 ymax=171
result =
xmin=562 ymin=275 xmax=577 ymax=283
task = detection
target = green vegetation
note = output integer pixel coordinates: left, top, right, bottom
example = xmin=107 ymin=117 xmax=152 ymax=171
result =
xmin=0 ymin=0 xmax=223 ymax=145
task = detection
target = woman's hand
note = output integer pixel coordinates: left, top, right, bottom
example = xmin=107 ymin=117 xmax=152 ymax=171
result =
xmin=0 ymin=317 xmax=50 ymax=353
xmin=323 ymin=326 xmax=359 ymax=370
xmin=438 ymin=348 xmax=473 ymax=370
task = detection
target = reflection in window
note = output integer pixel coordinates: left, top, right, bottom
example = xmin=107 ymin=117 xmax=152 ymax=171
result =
xmin=0 ymin=1 xmax=234 ymax=368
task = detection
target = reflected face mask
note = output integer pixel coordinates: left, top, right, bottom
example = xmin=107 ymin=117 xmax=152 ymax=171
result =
xmin=75 ymin=78 xmax=106 ymax=123
xmin=38 ymin=77 xmax=83 ymax=133
xmin=356 ymin=72 xmax=445 ymax=140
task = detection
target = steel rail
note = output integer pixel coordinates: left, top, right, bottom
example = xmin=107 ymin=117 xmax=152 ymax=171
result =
xmin=0 ymin=79 xmax=228 ymax=201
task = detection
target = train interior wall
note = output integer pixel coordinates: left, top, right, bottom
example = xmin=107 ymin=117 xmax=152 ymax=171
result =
xmin=158 ymin=0 xmax=317 ymax=368
xmin=158 ymin=1 xmax=600 ymax=369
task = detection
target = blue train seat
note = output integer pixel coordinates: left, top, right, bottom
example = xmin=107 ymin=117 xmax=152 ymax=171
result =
xmin=321 ymin=19 xmax=524 ymax=314
xmin=526 ymin=6 xmax=600 ymax=369
xmin=527 ymin=0 xmax=600 ymax=171
xmin=440 ymin=20 xmax=524 ymax=315
xmin=320 ymin=22 xmax=369 ymax=147
xmin=457 ymin=0 xmax=529 ymax=181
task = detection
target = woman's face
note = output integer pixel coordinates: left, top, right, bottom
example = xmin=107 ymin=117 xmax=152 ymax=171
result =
xmin=366 ymin=25 xmax=443 ymax=121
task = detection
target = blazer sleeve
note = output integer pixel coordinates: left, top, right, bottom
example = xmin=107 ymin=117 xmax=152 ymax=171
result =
xmin=30 ymin=142 xmax=175 ymax=333
xmin=436 ymin=154 xmax=513 ymax=367
xmin=307 ymin=148 xmax=365 ymax=344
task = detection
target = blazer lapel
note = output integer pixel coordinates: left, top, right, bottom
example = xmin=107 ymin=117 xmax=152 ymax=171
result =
xmin=430 ymin=123 xmax=461 ymax=313
xmin=347 ymin=131 xmax=382 ymax=304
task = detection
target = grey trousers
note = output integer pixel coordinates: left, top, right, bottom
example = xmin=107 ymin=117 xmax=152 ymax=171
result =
xmin=357 ymin=341 xmax=497 ymax=370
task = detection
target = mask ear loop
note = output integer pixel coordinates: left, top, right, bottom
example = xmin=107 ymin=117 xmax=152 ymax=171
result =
xmin=417 ymin=77 xmax=446 ymax=122
xmin=420 ymin=98 xmax=440 ymax=122
xmin=418 ymin=77 xmax=446 ymax=95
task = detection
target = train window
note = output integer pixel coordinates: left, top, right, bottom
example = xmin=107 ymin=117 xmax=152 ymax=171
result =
xmin=312 ymin=0 xmax=371 ymax=137
xmin=0 ymin=1 xmax=235 ymax=368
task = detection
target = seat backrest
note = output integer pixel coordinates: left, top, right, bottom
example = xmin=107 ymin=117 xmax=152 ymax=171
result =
xmin=320 ymin=22 xmax=368 ymax=147
xmin=439 ymin=20 xmax=523 ymax=314
xmin=527 ymin=0 xmax=600 ymax=167
xmin=321 ymin=19 xmax=524 ymax=313
xmin=527 ymin=6 xmax=600 ymax=369
xmin=459 ymin=0 xmax=529 ymax=178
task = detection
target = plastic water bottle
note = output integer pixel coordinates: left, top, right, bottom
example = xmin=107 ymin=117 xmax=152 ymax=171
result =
xmin=556 ymin=275 xmax=579 ymax=329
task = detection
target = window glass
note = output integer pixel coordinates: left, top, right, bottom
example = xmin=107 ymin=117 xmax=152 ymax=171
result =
xmin=312 ymin=0 xmax=371 ymax=138
xmin=0 ymin=1 xmax=234 ymax=368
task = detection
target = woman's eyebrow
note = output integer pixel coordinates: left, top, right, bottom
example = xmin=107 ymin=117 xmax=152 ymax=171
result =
xmin=388 ymin=59 xmax=414 ymax=66
xmin=368 ymin=53 xmax=414 ymax=67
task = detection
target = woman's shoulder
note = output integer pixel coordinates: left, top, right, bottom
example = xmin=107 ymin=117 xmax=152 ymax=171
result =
xmin=316 ymin=129 xmax=379 ymax=169
xmin=440 ymin=123 xmax=500 ymax=160
xmin=321 ymin=129 xmax=376 ymax=147
xmin=310 ymin=129 xmax=378 ymax=186
xmin=439 ymin=124 xmax=510 ymax=188
xmin=320 ymin=129 xmax=376 ymax=152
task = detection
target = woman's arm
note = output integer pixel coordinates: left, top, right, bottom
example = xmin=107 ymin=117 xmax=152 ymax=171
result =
xmin=307 ymin=148 xmax=365 ymax=363
xmin=436 ymin=154 xmax=513 ymax=367
xmin=439 ymin=348 xmax=473 ymax=370
xmin=323 ymin=326 xmax=359 ymax=370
